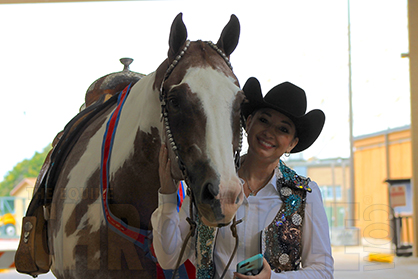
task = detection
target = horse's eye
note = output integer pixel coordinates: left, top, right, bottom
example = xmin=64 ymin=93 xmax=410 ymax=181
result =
xmin=168 ymin=97 xmax=180 ymax=109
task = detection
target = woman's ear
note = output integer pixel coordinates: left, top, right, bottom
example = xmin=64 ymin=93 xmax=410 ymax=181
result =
xmin=246 ymin=114 xmax=253 ymax=130
xmin=288 ymin=137 xmax=299 ymax=153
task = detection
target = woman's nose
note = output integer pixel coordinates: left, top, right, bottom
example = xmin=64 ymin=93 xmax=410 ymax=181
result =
xmin=263 ymin=126 xmax=275 ymax=137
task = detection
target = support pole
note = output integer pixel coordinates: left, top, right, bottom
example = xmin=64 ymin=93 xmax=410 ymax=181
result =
xmin=408 ymin=0 xmax=418 ymax=257
xmin=347 ymin=0 xmax=355 ymax=228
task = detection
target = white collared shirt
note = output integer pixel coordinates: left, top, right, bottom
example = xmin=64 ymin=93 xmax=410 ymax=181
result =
xmin=151 ymin=170 xmax=334 ymax=278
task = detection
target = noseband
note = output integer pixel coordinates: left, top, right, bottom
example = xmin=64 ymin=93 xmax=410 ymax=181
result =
xmin=159 ymin=41 xmax=243 ymax=279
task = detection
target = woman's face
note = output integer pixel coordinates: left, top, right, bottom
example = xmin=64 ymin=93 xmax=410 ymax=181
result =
xmin=246 ymin=108 xmax=299 ymax=162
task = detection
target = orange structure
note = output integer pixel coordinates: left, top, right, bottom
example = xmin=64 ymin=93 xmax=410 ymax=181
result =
xmin=353 ymin=126 xmax=412 ymax=245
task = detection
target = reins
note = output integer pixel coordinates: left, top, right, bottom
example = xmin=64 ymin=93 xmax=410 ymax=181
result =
xmin=220 ymin=217 xmax=243 ymax=279
xmin=160 ymin=40 xmax=243 ymax=279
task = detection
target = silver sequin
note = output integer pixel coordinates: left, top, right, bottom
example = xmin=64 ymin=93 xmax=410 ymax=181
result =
xmin=279 ymin=253 xmax=289 ymax=265
xmin=280 ymin=187 xmax=292 ymax=196
xmin=276 ymin=167 xmax=283 ymax=179
xmin=292 ymin=213 xmax=302 ymax=226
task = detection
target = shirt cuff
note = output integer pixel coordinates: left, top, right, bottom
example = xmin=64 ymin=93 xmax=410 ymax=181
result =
xmin=158 ymin=189 xmax=179 ymax=212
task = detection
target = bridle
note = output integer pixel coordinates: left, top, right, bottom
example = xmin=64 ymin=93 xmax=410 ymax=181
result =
xmin=159 ymin=40 xmax=243 ymax=279
xmin=159 ymin=40 xmax=242 ymax=180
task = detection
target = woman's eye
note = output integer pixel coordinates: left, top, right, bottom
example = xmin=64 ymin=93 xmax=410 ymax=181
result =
xmin=278 ymin=126 xmax=289 ymax=134
xmin=259 ymin=117 xmax=268 ymax=124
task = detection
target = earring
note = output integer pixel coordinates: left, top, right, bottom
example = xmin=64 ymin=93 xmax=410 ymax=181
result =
xmin=284 ymin=152 xmax=290 ymax=158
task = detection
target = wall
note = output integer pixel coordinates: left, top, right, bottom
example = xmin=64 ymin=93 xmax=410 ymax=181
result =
xmin=308 ymin=163 xmax=350 ymax=228
xmin=354 ymin=127 xmax=412 ymax=241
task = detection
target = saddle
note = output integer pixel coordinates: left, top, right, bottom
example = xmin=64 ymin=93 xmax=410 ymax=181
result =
xmin=15 ymin=93 xmax=119 ymax=277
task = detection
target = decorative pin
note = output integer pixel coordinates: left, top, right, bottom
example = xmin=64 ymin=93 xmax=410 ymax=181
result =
xmin=280 ymin=187 xmax=292 ymax=196
xmin=292 ymin=213 xmax=302 ymax=226
xmin=279 ymin=253 xmax=289 ymax=265
xmin=23 ymin=221 xmax=33 ymax=243
xmin=275 ymin=220 xmax=284 ymax=226
xmin=24 ymin=221 xmax=33 ymax=232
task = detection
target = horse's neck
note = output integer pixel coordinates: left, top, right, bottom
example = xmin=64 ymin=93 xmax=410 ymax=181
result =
xmin=109 ymin=72 xmax=162 ymax=173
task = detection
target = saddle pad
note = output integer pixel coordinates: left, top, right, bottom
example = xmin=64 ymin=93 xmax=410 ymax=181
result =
xmin=26 ymin=90 xmax=122 ymax=216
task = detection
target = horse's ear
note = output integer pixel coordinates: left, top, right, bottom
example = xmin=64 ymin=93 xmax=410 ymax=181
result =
xmin=168 ymin=13 xmax=188 ymax=61
xmin=216 ymin=14 xmax=240 ymax=57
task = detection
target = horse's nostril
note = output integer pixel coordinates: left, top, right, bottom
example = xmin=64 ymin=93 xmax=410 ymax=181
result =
xmin=202 ymin=183 xmax=219 ymax=201
xmin=207 ymin=183 xmax=219 ymax=197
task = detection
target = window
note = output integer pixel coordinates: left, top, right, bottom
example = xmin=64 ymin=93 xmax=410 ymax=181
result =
xmin=335 ymin=186 xmax=342 ymax=200
xmin=319 ymin=185 xmax=342 ymax=201
xmin=326 ymin=187 xmax=333 ymax=200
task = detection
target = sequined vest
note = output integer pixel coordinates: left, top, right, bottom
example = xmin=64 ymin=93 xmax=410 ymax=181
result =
xmin=194 ymin=160 xmax=312 ymax=277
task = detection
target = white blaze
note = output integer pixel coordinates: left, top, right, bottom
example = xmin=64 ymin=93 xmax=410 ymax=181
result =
xmin=183 ymin=67 xmax=240 ymax=186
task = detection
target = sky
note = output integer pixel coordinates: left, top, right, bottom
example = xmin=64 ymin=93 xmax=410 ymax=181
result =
xmin=0 ymin=0 xmax=410 ymax=180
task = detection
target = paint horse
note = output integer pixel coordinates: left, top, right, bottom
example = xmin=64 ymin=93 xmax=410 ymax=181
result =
xmin=47 ymin=13 xmax=244 ymax=278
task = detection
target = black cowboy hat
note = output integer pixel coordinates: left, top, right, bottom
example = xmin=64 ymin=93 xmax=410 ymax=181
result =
xmin=241 ymin=77 xmax=325 ymax=153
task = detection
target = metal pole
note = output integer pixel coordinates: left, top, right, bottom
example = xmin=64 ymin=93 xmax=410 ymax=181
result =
xmin=347 ymin=0 xmax=355 ymax=228
xmin=408 ymin=0 xmax=418 ymax=257
xmin=331 ymin=162 xmax=337 ymax=227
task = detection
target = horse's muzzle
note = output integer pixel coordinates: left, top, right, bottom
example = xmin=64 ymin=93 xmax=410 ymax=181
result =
xmin=196 ymin=178 xmax=244 ymax=227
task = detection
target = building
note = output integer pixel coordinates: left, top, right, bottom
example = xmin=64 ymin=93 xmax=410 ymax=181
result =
xmin=8 ymin=177 xmax=36 ymax=234
xmin=287 ymin=157 xmax=350 ymax=228
xmin=286 ymin=156 xmax=356 ymax=245
xmin=287 ymin=125 xmax=413 ymax=247
xmin=353 ymin=125 xmax=412 ymax=247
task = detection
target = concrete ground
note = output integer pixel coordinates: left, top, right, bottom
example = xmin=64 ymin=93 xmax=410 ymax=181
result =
xmin=333 ymin=243 xmax=418 ymax=279
xmin=2 ymin=238 xmax=418 ymax=278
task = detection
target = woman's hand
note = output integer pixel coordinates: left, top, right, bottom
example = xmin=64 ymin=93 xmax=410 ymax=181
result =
xmin=159 ymin=143 xmax=178 ymax=194
xmin=233 ymin=257 xmax=271 ymax=279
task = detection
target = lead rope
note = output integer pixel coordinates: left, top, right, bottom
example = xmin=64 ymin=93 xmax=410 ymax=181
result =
xmin=220 ymin=138 xmax=243 ymax=279
xmin=170 ymin=189 xmax=243 ymax=279
xmin=219 ymin=216 xmax=242 ymax=279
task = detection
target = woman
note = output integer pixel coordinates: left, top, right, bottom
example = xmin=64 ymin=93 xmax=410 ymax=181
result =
xmin=151 ymin=77 xmax=334 ymax=278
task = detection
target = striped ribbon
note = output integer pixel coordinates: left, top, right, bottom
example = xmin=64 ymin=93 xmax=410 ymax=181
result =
xmin=100 ymin=84 xmax=153 ymax=252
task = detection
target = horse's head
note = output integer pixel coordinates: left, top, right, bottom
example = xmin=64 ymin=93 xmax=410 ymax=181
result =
xmin=155 ymin=13 xmax=244 ymax=227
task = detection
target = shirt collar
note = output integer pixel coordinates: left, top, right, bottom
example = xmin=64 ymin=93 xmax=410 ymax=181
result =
xmin=241 ymin=163 xmax=283 ymax=199
xmin=257 ymin=166 xmax=281 ymax=197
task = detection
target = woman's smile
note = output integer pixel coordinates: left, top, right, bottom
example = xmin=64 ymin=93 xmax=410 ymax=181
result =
xmin=257 ymin=136 xmax=275 ymax=149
